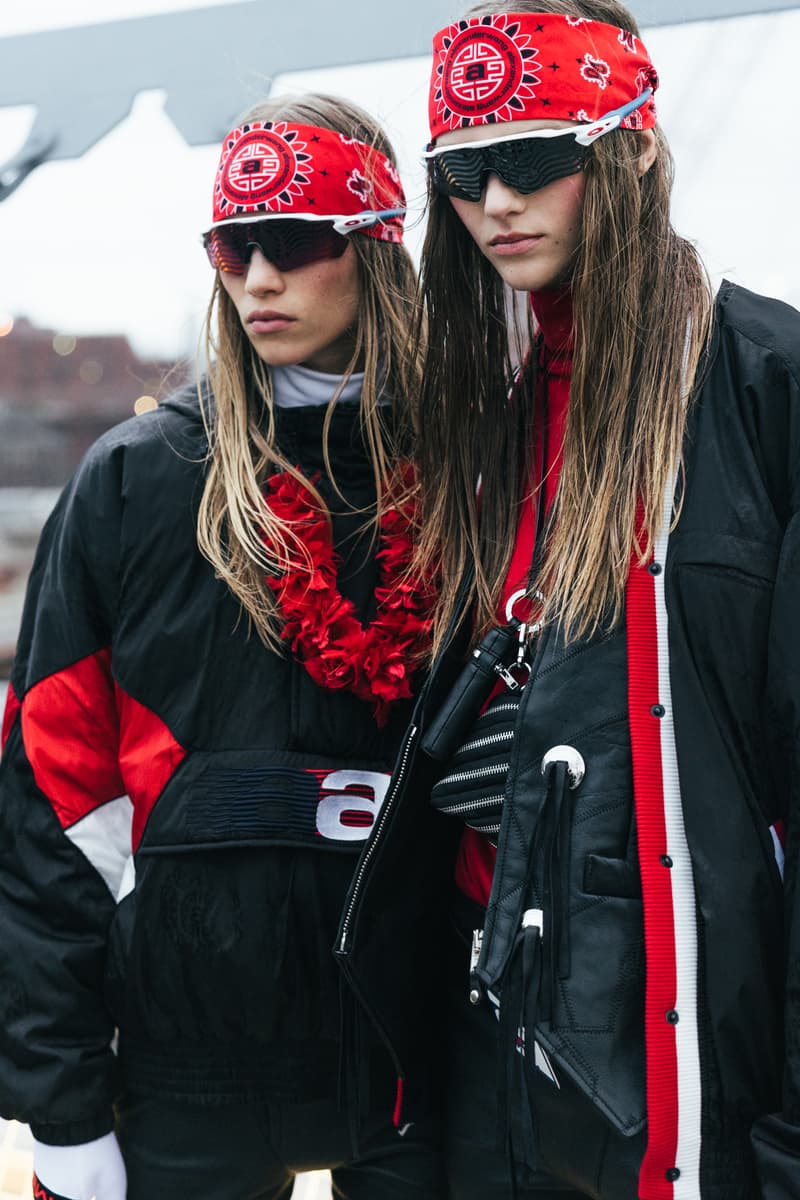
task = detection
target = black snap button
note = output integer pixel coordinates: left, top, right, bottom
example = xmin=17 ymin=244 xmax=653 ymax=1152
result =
xmin=666 ymin=1168 xmax=681 ymax=1182
xmin=666 ymin=1009 xmax=680 ymax=1025
xmin=648 ymin=562 xmax=663 ymax=576
xmin=651 ymin=704 xmax=666 ymax=718
xmin=660 ymin=855 xmax=673 ymax=868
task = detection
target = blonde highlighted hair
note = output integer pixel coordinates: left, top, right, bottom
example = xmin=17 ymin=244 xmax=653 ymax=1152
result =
xmin=413 ymin=0 xmax=713 ymax=653
xmin=196 ymin=93 xmax=421 ymax=652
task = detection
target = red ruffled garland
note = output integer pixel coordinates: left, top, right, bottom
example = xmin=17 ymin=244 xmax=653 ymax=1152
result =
xmin=263 ymin=467 xmax=434 ymax=726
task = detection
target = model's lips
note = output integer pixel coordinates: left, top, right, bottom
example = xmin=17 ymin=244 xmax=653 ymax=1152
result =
xmin=488 ymin=232 xmax=543 ymax=256
xmin=247 ymin=310 xmax=296 ymax=333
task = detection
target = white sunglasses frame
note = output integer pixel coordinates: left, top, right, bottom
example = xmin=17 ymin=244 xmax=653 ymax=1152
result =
xmin=423 ymin=89 xmax=653 ymax=160
xmin=201 ymin=207 xmax=406 ymax=242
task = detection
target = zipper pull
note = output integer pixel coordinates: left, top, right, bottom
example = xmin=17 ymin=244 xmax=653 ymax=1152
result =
xmin=516 ymin=622 xmax=529 ymax=669
xmin=469 ymin=928 xmax=483 ymax=1005
xmin=493 ymin=662 xmax=523 ymax=691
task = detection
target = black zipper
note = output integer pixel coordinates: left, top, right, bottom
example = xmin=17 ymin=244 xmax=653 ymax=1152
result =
xmin=456 ymin=729 xmax=514 ymax=756
xmin=336 ymin=563 xmax=476 ymax=958
xmin=437 ymin=760 xmax=510 ymax=788
xmin=337 ymin=721 xmax=418 ymax=956
xmin=437 ymin=794 xmax=505 ymax=817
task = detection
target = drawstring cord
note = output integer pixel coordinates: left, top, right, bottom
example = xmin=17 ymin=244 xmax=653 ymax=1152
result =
xmin=536 ymin=758 xmax=572 ymax=1024
xmin=546 ymin=759 xmax=573 ymax=1021
xmin=496 ymin=754 xmax=578 ymax=1166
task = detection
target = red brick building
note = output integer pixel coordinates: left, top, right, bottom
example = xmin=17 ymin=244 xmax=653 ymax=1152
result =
xmin=0 ymin=318 xmax=182 ymax=672
xmin=0 ymin=316 xmax=180 ymax=486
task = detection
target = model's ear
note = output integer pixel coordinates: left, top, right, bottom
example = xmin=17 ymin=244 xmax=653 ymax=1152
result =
xmin=637 ymin=128 xmax=657 ymax=177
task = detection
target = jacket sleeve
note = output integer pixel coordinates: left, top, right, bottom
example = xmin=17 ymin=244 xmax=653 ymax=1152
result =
xmin=0 ymin=437 xmax=127 ymax=1146
xmin=750 ymin=344 xmax=800 ymax=1196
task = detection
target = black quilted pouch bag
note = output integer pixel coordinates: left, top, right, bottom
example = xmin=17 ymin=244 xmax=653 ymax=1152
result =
xmin=428 ymin=688 xmax=523 ymax=844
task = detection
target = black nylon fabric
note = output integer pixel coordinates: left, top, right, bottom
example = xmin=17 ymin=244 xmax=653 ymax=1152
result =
xmin=0 ymin=390 xmax=419 ymax=1141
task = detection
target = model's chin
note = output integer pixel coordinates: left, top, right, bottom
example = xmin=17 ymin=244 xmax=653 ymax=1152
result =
xmin=249 ymin=344 xmax=302 ymax=368
xmin=495 ymin=257 xmax=573 ymax=294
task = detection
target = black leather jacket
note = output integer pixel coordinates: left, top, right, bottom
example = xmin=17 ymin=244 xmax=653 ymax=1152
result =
xmin=339 ymin=282 xmax=800 ymax=1200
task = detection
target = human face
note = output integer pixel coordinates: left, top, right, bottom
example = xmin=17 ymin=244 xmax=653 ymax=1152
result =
xmin=219 ymin=240 xmax=361 ymax=373
xmin=438 ymin=119 xmax=586 ymax=293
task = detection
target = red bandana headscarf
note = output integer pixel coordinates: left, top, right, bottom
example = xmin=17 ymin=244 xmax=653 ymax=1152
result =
xmin=209 ymin=121 xmax=406 ymax=243
xmin=429 ymin=12 xmax=658 ymax=142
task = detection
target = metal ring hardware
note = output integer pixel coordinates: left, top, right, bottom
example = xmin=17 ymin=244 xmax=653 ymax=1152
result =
xmin=541 ymin=745 xmax=586 ymax=789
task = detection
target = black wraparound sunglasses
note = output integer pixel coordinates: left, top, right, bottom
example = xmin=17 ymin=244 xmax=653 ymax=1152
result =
xmin=203 ymin=218 xmax=348 ymax=275
xmin=423 ymin=92 xmax=653 ymax=203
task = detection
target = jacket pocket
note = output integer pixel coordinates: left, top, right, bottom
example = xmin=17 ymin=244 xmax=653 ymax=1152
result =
xmin=513 ymin=772 xmax=647 ymax=1139
xmin=583 ymin=853 xmax=639 ymax=899
xmin=115 ymin=845 xmax=356 ymax=1047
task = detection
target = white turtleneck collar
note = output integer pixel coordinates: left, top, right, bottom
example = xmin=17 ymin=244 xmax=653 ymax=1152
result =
xmin=271 ymin=363 xmax=365 ymax=409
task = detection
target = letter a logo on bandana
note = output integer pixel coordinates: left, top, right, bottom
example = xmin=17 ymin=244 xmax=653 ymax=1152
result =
xmin=215 ymin=122 xmax=313 ymax=218
xmin=432 ymin=14 xmax=543 ymax=129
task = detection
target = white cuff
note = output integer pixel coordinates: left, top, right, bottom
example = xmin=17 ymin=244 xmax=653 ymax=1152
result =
xmin=33 ymin=1131 xmax=127 ymax=1200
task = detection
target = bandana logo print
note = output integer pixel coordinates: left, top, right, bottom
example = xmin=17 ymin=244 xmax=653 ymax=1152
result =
xmin=216 ymin=123 xmax=312 ymax=217
xmin=580 ymin=54 xmax=611 ymax=89
xmin=227 ymin=131 xmax=293 ymax=201
xmin=618 ymin=28 xmax=637 ymax=52
xmin=448 ymin=31 xmax=518 ymax=108
xmin=435 ymin=16 xmax=542 ymax=129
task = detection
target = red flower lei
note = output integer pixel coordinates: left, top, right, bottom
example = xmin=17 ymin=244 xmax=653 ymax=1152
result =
xmin=263 ymin=467 xmax=434 ymax=726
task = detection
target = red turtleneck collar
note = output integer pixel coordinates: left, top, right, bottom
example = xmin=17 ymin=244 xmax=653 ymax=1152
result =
xmin=530 ymin=285 xmax=574 ymax=358
xmin=454 ymin=284 xmax=576 ymax=910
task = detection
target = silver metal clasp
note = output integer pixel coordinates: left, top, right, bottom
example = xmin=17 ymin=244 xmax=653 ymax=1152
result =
xmin=505 ymin=589 xmax=546 ymax=651
xmin=493 ymin=662 xmax=524 ymax=691
xmin=505 ymin=588 xmax=527 ymax=622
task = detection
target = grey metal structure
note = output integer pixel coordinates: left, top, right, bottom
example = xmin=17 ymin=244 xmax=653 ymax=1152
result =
xmin=1 ymin=0 xmax=797 ymax=202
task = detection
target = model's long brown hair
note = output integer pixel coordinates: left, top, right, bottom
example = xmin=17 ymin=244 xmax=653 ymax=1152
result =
xmin=415 ymin=0 xmax=713 ymax=653
xmin=196 ymin=94 xmax=421 ymax=651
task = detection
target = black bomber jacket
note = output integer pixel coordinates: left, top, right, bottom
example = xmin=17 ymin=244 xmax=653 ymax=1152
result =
xmin=0 ymin=393 xmax=419 ymax=1145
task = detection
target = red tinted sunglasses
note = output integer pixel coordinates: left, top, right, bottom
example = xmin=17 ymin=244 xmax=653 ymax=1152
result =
xmin=204 ymin=218 xmax=348 ymax=275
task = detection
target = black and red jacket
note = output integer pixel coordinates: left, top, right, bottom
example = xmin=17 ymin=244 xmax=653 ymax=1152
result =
xmin=0 ymin=388 xmax=421 ymax=1146
xmin=337 ymin=281 xmax=800 ymax=1199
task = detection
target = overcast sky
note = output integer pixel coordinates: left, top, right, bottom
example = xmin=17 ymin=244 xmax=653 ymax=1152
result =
xmin=1 ymin=1 xmax=798 ymax=359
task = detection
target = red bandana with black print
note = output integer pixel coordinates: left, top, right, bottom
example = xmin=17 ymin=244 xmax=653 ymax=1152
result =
xmin=210 ymin=121 xmax=406 ymax=242
xmin=429 ymin=12 xmax=658 ymax=141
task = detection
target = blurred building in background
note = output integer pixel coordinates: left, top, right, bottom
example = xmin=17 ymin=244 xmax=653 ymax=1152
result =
xmin=0 ymin=316 xmax=178 ymax=676
xmin=0 ymin=315 xmax=175 ymax=485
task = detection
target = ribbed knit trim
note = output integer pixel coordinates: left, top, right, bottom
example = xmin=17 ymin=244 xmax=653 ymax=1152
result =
xmin=626 ymin=486 xmax=703 ymax=1200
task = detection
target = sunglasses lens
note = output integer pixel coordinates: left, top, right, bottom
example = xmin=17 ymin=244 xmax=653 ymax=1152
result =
xmin=205 ymin=227 xmax=247 ymax=272
xmin=431 ymin=134 xmax=588 ymax=201
xmin=430 ymin=151 xmax=485 ymax=203
xmin=204 ymin=220 xmax=348 ymax=274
